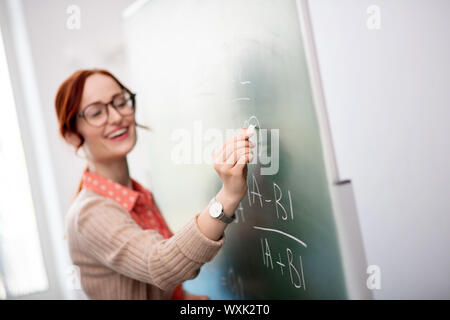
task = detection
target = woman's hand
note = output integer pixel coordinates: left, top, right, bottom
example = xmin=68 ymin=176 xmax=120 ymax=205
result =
xmin=212 ymin=127 xmax=255 ymax=201
xmin=196 ymin=126 xmax=255 ymax=241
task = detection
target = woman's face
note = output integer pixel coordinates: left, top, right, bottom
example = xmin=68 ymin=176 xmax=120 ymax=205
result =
xmin=75 ymin=73 xmax=137 ymax=162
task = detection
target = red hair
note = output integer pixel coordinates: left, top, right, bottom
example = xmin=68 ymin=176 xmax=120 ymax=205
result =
xmin=54 ymin=68 xmax=149 ymax=199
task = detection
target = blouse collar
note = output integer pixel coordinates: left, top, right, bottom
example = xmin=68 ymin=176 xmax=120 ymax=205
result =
xmin=81 ymin=168 xmax=148 ymax=213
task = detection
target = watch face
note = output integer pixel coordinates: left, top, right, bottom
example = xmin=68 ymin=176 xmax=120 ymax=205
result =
xmin=209 ymin=201 xmax=222 ymax=218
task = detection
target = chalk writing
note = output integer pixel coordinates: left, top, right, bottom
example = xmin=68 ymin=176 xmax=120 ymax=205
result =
xmin=260 ymin=238 xmax=306 ymax=290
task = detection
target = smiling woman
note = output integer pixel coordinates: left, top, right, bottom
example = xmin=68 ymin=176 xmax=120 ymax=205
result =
xmin=54 ymin=69 xmax=254 ymax=300
xmin=55 ymin=70 xmax=149 ymax=194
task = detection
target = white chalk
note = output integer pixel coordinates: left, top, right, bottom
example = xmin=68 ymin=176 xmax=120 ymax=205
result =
xmin=247 ymin=125 xmax=257 ymax=151
xmin=247 ymin=124 xmax=255 ymax=136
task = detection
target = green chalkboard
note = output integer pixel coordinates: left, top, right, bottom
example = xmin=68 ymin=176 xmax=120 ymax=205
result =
xmin=124 ymin=0 xmax=366 ymax=299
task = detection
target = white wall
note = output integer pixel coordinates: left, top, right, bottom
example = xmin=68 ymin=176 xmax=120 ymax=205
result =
xmin=308 ymin=0 xmax=450 ymax=299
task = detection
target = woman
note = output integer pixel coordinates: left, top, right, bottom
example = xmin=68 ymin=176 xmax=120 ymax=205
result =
xmin=55 ymin=69 xmax=254 ymax=299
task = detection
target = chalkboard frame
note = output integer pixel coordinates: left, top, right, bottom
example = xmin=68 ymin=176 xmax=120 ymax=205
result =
xmin=296 ymin=0 xmax=372 ymax=299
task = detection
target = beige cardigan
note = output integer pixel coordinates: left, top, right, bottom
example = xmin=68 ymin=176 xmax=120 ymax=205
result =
xmin=65 ymin=188 xmax=225 ymax=299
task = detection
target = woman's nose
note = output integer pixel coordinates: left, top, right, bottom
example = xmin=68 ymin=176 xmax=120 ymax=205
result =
xmin=107 ymin=104 xmax=123 ymax=123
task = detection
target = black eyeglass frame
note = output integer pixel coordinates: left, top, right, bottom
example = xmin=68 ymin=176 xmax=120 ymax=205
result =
xmin=76 ymin=89 xmax=136 ymax=127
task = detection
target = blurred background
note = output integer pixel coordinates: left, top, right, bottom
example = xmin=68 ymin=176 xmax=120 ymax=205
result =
xmin=0 ymin=0 xmax=134 ymax=299
xmin=0 ymin=0 xmax=449 ymax=299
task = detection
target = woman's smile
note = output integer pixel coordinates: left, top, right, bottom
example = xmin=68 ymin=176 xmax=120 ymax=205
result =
xmin=106 ymin=125 xmax=130 ymax=141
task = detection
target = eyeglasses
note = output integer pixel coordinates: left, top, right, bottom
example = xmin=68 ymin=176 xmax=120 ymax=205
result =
xmin=76 ymin=90 xmax=136 ymax=127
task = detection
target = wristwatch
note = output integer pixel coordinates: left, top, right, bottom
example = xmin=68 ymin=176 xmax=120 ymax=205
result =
xmin=208 ymin=196 xmax=236 ymax=224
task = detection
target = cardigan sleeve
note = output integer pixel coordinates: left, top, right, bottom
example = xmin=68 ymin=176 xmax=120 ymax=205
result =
xmin=74 ymin=197 xmax=225 ymax=291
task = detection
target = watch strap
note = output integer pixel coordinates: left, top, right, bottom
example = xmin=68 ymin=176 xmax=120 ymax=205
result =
xmin=217 ymin=212 xmax=235 ymax=224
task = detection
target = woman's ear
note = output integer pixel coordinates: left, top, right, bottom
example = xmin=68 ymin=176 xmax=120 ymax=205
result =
xmin=64 ymin=131 xmax=82 ymax=149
